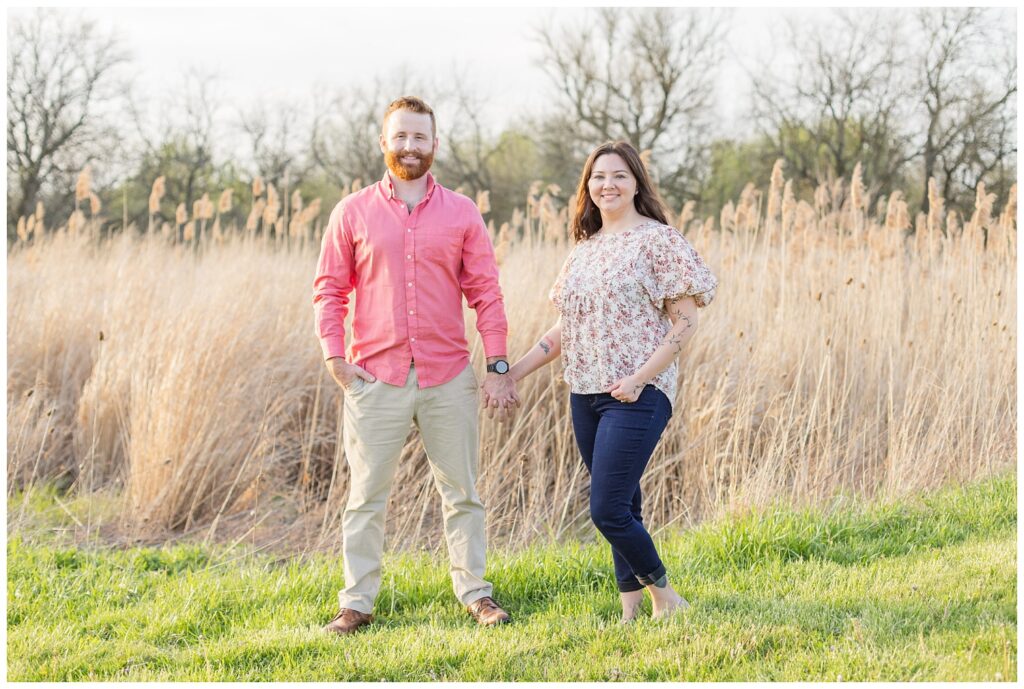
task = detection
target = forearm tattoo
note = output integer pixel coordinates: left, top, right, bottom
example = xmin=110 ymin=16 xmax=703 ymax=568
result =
xmin=660 ymin=301 xmax=693 ymax=354
xmin=538 ymin=337 xmax=553 ymax=355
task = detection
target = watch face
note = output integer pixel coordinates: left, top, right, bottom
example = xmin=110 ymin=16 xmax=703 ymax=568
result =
xmin=493 ymin=360 xmax=510 ymax=374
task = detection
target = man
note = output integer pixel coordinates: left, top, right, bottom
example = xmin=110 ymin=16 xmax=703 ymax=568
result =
xmin=313 ymin=96 xmax=519 ymax=636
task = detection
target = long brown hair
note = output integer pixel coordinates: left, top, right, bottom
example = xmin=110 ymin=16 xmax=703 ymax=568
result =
xmin=570 ymin=141 xmax=670 ymax=242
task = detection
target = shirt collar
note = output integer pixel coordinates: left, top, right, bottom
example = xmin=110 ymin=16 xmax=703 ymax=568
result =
xmin=380 ymin=169 xmax=437 ymax=202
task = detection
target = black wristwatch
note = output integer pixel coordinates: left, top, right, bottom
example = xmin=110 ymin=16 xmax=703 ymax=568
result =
xmin=486 ymin=359 xmax=510 ymax=374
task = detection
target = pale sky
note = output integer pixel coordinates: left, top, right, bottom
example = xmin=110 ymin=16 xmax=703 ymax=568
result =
xmin=11 ymin=6 xmax=1012 ymax=165
xmin=80 ymin=6 xmax=593 ymax=121
xmin=7 ymin=5 xmax=784 ymax=157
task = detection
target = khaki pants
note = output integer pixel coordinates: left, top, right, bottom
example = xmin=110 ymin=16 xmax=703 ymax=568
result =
xmin=338 ymin=362 xmax=492 ymax=614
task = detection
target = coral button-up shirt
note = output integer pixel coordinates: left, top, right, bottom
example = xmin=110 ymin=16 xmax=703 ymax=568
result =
xmin=313 ymin=171 xmax=508 ymax=388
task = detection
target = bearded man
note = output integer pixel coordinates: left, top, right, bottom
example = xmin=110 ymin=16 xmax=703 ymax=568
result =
xmin=313 ymin=96 xmax=519 ymax=635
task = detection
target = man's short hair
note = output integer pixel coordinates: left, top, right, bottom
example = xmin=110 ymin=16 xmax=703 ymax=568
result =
xmin=382 ymin=96 xmax=436 ymax=138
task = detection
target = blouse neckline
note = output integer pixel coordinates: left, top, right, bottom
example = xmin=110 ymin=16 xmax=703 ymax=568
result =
xmin=589 ymin=218 xmax=661 ymax=241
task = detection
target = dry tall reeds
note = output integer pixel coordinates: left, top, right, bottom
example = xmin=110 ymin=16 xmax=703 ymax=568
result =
xmin=7 ymin=166 xmax=1016 ymax=552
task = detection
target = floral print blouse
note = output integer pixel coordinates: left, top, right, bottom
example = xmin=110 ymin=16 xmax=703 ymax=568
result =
xmin=549 ymin=219 xmax=717 ymax=408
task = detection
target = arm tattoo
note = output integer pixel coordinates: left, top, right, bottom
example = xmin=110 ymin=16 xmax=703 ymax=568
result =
xmin=660 ymin=316 xmax=693 ymax=354
xmin=538 ymin=337 xmax=552 ymax=355
xmin=666 ymin=296 xmax=690 ymax=320
xmin=661 ymin=332 xmax=686 ymax=354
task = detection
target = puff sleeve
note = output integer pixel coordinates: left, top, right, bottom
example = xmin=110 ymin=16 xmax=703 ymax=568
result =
xmin=640 ymin=225 xmax=718 ymax=310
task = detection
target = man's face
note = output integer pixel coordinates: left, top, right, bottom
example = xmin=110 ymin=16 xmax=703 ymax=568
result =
xmin=379 ymin=109 xmax=438 ymax=181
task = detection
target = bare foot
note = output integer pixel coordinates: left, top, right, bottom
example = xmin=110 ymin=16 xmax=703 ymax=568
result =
xmin=647 ymin=579 xmax=691 ymax=619
xmin=652 ymin=594 xmax=690 ymax=619
xmin=619 ymin=590 xmax=644 ymax=623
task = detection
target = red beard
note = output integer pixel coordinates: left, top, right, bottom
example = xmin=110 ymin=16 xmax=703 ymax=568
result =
xmin=385 ymin=148 xmax=434 ymax=181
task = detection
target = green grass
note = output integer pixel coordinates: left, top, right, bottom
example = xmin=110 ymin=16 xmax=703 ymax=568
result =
xmin=6 ymin=474 xmax=1017 ymax=681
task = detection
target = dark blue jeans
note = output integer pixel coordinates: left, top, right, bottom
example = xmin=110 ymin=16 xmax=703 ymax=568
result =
xmin=570 ymin=385 xmax=672 ymax=592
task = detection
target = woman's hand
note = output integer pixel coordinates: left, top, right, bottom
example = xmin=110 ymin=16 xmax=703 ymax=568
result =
xmin=606 ymin=374 xmax=647 ymax=403
xmin=614 ymin=296 xmax=699 ymax=403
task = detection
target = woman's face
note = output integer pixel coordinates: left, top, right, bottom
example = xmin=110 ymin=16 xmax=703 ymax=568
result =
xmin=588 ymin=153 xmax=637 ymax=216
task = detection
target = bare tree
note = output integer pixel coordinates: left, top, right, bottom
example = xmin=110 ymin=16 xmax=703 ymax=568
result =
xmin=914 ymin=7 xmax=1016 ymax=214
xmin=308 ymin=69 xmax=499 ymax=198
xmin=309 ymin=70 xmax=424 ymax=189
xmin=128 ymin=69 xmax=223 ymax=218
xmin=751 ymin=9 xmax=915 ymax=199
xmin=6 ymin=9 xmax=128 ymax=233
xmin=239 ymin=100 xmax=312 ymax=189
xmin=432 ymin=73 xmax=496 ymax=194
xmin=535 ymin=7 xmax=728 ymax=204
xmin=176 ymin=70 xmax=220 ymax=209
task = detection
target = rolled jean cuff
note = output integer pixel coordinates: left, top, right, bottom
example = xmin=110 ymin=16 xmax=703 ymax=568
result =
xmin=635 ymin=563 xmax=667 ymax=587
xmin=617 ymin=578 xmax=646 ymax=593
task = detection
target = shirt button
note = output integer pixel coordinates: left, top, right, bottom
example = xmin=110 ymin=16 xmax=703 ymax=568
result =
xmin=411 ymin=337 xmax=416 ymax=342
xmin=407 ymin=228 xmax=412 ymax=232
xmin=406 ymin=254 xmax=412 ymax=259
xmin=409 ymin=310 xmax=414 ymax=315
xmin=407 ymin=282 xmax=413 ymax=287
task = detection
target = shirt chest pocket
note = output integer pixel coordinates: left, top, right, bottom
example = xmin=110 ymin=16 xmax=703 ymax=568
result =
xmin=419 ymin=229 xmax=463 ymax=265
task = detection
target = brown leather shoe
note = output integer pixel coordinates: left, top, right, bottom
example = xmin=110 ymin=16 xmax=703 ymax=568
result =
xmin=323 ymin=608 xmax=374 ymax=635
xmin=466 ymin=596 xmax=510 ymax=626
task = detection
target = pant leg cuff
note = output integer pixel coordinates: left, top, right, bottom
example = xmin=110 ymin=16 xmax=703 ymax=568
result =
xmin=337 ymin=598 xmax=373 ymax=615
xmin=617 ymin=579 xmax=645 ymax=593
xmin=635 ymin=563 xmax=667 ymax=586
xmin=461 ymin=588 xmax=495 ymax=607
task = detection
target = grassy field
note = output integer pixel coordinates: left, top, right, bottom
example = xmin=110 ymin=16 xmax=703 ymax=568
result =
xmin=6 ymin=473 xmax=1016 ymax=681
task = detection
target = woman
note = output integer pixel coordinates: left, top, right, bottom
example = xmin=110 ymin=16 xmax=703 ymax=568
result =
xmin=509 ymin=141 xmax=717 ymax=622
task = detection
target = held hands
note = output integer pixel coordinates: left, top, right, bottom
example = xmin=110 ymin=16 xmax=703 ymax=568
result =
xmin=326 ymin=357 xmax=376 ymax=391
xmin=480 ymin=373 xmax=521 ymax=423
xmin=606 ymin=373 xmax=647 ymax=403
